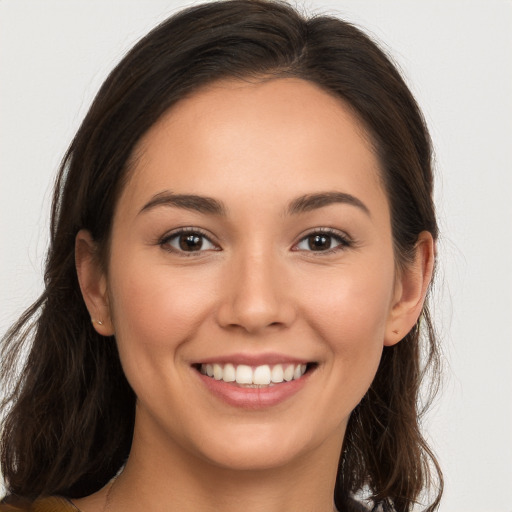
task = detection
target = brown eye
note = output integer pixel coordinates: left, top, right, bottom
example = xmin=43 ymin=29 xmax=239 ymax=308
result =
xmin=307 ymin=234 xmax=332 ymax=251
xmin=161 ymin=230 xmax=217 ymax=253
xmin=295 ymin=230 xmax=351 ymax=253
xmin=179 ymin=233 xmax=204 ymax=251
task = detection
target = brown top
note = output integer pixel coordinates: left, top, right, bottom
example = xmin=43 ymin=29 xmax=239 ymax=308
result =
xmin=0 ymin=496 xmax=78 ymax=512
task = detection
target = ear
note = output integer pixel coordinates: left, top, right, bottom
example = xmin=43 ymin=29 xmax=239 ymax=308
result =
xmin=75 ymin=229 xmax=115 ymax=336
xmin=384 ymin=231 xmax=435 ymax=346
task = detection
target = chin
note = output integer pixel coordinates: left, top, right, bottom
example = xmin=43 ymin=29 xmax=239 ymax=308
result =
xmin=198 ymin=438 xmax=307 ymax=472
xmin=186 ymin=416 xmax=345 ymax=473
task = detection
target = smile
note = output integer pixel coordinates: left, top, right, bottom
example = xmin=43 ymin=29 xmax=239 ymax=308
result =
xmin=199 ymin=363 xmax=308 ymax=387
xmin=193 ymin=359 xmax=317 ymax=409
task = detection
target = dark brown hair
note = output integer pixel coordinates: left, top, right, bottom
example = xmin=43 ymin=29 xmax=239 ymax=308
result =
xmin=1 ymin=1 xmax=442 ymax=510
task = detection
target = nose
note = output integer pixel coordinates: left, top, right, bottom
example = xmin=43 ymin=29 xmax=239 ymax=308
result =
xmin=216 ymin=249 xmax=296 ymax=334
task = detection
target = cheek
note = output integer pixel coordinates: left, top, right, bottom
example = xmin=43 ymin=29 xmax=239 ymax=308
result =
xmin=107 ymin=256 xmax=218 ymax=363
xmin=302 ymin=285 xmax=388 ymax=419
xmin=297 ymin=257 xmax=395 ymax=399
xmin=303 ymin=265 xmax=394 ymax=347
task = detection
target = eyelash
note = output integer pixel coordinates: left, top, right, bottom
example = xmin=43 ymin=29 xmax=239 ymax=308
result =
xmin=292 ymin=228 xmax=353 ymax=255
xmin=158 ymin=227 xmax=353 ymax=256
xmin=159 ymin=227 xmax=219 ymax=256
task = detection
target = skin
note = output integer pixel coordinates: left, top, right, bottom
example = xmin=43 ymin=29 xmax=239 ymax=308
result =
xmin=75 ymin=78 xmax=434 ymax=512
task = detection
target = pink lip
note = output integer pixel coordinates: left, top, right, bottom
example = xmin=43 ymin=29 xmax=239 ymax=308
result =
xmin=195 ymin=366 xmax=314 ymax=410
xmin=194 ymin=352 xmax=310 ymax=366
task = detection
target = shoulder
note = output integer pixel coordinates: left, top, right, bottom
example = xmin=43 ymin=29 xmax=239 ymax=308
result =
xmin=0 ymin=496 xmax=78 ymax=512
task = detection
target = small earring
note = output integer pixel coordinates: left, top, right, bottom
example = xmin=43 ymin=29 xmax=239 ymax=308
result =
xmin=92 ymin=318 xmax=104 ymax=326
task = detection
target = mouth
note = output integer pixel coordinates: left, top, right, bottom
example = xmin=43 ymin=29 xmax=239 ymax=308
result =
xmin=193 ymin=362 xmax=317 ymax=388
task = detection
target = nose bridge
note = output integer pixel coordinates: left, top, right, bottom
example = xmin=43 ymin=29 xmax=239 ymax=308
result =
xmin=217 ymin=243 xmax=294 ymax=333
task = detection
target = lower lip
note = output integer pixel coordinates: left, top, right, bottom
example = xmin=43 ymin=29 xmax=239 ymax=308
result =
xmin=196 ymin=370 xmax=312 ymax=409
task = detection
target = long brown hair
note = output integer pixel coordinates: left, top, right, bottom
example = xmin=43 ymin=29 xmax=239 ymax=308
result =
xmin=1 ymin=1 xmax=443 ymax=510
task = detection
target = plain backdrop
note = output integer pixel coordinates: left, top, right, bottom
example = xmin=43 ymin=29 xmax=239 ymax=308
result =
xmin=1 ymin=1 xmax=511 ymax=511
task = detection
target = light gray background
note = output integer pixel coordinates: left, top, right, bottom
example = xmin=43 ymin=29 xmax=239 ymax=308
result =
xmin=1 ymin=1 xmax=511 ymax=510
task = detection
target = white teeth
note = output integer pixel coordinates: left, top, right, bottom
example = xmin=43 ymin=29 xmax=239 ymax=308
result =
xmin=222 ymin=363 xmax=236 ymax=383
xmin=271 ymin=364 xmax=284 ymax=383
xmin=199 ymin=362 xmax=309 ymax=386
xmin=235 ymin=365 xmax=253 ymax=384
xmin=283 ymin=364 xmax=294 ymax=382
xmin=253 ymin=365 xmax=271 ymax=385
xmin=213 ymin=363 xmax=223 ymax=381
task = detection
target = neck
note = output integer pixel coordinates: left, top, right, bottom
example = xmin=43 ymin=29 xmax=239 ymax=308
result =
xmin=109 ymin=414 xmax=344 ymax=512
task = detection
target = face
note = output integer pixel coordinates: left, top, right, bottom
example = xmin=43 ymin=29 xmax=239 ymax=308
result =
xmin=94 ymin=78 xmax=404 ymax=472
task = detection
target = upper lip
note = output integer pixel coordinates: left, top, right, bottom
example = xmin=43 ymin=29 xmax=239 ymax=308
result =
xmin=192 ymin=352 xmax=314 ymax=367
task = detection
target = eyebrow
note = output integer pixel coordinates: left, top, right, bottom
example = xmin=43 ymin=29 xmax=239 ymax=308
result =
xmin=139 ymin=190 xmax=370 ymax=218
xmin=139 ymin=192 xmax=227 ymax=216
xmin=287 ymin=192 xmax=371 ymax=217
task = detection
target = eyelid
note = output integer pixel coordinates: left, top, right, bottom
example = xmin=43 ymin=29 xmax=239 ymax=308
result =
xmin=158 ymin=227 xmax=221 ymax=254
xmin=156 ymin=226 xmax=353 ymax=255
xmin=292 ymin=227 xmax=353 ymax=253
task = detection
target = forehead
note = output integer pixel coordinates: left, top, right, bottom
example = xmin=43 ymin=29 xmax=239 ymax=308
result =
xmin=117 ymin=78 xmax=386 ymax=218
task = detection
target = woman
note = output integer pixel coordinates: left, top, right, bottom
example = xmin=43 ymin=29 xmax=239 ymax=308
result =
xmin=0 ymin=1 xmax=443 ymax=511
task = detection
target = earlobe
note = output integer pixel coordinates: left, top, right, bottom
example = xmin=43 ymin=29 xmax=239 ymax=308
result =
xmin=75 ymin=230 xmax=115 ymax=336
xmin=384 ymin=231 xmax=435 ymax=346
